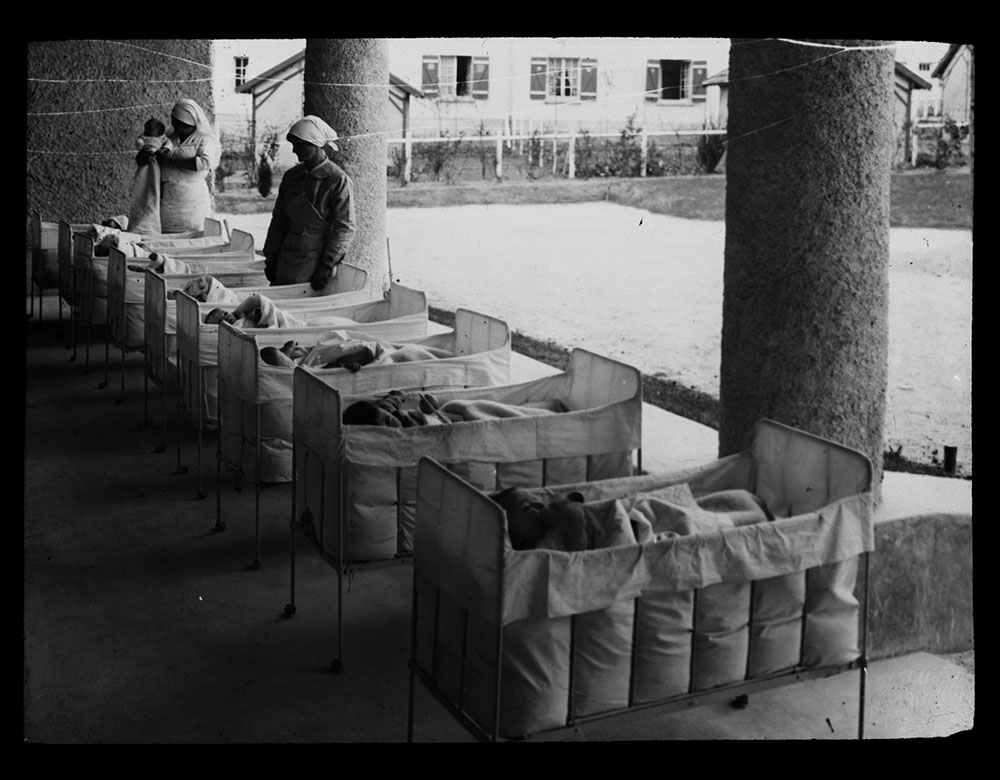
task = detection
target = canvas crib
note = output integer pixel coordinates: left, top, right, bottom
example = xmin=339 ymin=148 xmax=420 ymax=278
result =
xmin=56 ymin=219 xmax=100 ymax=358
xmin=68 ymin=217 xmax=229 ymax=372
xmin=288 ymin=348 xmax=643 ymax=671
xmin=30 ymin=213 xmax=84 ymax=326
xmin=174 ymin=283 xmax=428 ymax=499
xmin=407 ymin=419 xmax=875 ymax=742
xmin=143 ymin=263 xmax=369 ymax=457
xmin=102 ymin=231 xmax=259 ymax=403
xmin=217 ymin=308 xmax=511 ymax=568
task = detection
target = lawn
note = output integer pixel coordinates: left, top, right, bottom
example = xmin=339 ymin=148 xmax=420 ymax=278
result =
xmin=214 ymin=168 xmax=972 ymax=478
xmin=217 ymin=168 xmax=973 ymax=230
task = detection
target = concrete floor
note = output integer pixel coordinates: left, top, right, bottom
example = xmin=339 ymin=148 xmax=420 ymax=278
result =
xmin=23 ymin=303 xmax=975 ymax=743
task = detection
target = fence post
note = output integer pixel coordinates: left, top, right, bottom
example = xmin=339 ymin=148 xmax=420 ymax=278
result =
xmin=568 ymin=133 xmax=576 ymax=179
xmin=552 ymin=138 xmax=557 ymax=175
xmin=641 ymin=129 xmax=648 ymax=178
xmin=495 ymin=135 xmax=503 ymax=180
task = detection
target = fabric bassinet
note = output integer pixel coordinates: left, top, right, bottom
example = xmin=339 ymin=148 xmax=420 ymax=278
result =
xmin=219 ymin=308 xmax=511 ymax=488
xmin=143 ymin=263 xmax=370 ymax=469
xmin=107 ymin=231 xmax=259 ymax=358
xmin=289 ymin=347 xmax=642 ymax=669
xmin=175 ymin=283 xmax=428 ymax=432
xmin=293 ymin=347 xmax=643 ymax=569
xmin=409 ymin=419 xmax=874 ymax=741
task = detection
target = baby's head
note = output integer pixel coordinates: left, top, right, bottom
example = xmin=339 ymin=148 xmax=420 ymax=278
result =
xmin=342 ymin=400 xmax=402 ymax=427
xmin=144 ymin=117 xmax=166 ymax=137
xmin=492 ymin=487 xmax=587 ymax=551
xmin=204 ymin=308 xmax=236 ymax=326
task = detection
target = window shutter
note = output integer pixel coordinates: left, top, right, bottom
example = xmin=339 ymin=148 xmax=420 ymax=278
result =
xmin=645 ymin=60 xmax=660 ymax=101
xmin=422 ymin=55 xmax=440 ymax=97
xmin=472 ymin=56 xmax=490 ymax=100
xmin=530 ymin=57 xmax=547 ymax=100
xmin=580 ymin=58 xmax=597 ymax=100
xmin=692 ymin=60 xmax=708 ymax=100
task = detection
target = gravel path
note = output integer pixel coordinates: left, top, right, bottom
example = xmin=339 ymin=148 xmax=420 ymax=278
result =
xmin=219 ymin=202 xmax=973 ymax=474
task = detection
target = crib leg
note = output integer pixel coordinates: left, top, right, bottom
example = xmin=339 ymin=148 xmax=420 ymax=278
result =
xmin=99 ymin=334 xmax=109 ymax=390
xmin=116 ymin=346 xmax=126 ymax=406
xmin=283 ymin=518 xmax=296 ymax=617
xmin=175 ymin=366 xmax=187 ymax=475
xmin=141 ymin=361 xmax=149 ymax=432
xmin=212 ymin=427 xmax=225 ymax=533
xmin=330 ymin=563 xmax=343 ymax=672
xmin=196 ymin=422 xmax=206 ymax=500
xmin=249 ymin=409 xmax=262 ymax=570
xmin=248 ymin=477 xmax=261 ymax=570
xmin=69 ymin=308 xmax=77 ymax=360
xmin=83 ymin=318 xmax=91 ymax=375
xmin=156 ymin=381 xmax=167 ymax=453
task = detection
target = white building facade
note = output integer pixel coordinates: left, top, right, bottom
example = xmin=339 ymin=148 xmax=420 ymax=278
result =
xmin=213 ymin=38 xmax=729 ymax=144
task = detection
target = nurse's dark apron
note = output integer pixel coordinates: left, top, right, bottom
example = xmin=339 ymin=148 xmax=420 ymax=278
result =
xmin=274 ymin=185 xmax=331 ymax=285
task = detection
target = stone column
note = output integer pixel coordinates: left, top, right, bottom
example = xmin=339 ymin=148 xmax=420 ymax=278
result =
xmin=719 ymin=39 xmax=894 ymax=499
xmin=304 ymin=39 xmax=389 ymax=295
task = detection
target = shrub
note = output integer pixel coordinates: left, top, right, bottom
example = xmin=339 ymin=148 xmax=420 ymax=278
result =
xmin=609 ymin=112 xmax=643 ymax=177
xmin=935 ymin=118 xmax=966 ymax=169
xmin=417 ymin=131 xmax=463 ymax=182
xmin=697 ymin=133 xmax=726 ymax=173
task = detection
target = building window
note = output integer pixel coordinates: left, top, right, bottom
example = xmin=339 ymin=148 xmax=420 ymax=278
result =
xmin=234 ymin=56 xmax=249 ymax=88
xmin=919 ymin=62 xmax=932 ymax=72
xmin=530 ymin=57 xmax=598 ymax=101
xmin=645 ymin=59 xmax=708 ymax=102
xmin=549 ymin=57 xmax=581 ymax=98
xmin=422 ymin=55 xmax=490 ymax=101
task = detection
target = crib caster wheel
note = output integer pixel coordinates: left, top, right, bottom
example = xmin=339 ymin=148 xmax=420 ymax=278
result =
xmin=211 ymin=521 xmax=226 ymax=533
xmin=248 ymin=559 xmax=261 ymax=571
xmin=154 ymin=445 xmax=166 ymax=454
xmin=177 ymin=465 xmax=189 ymax=474
xmin=283 ymin=604 xmax=296 ymax=617
xmin=732 ymin=694 xmax=749 ymax=709
xmin=68 ymin=355 xmax=76 ymax=362
xmin=83 ymin=369 xmax=89 ymax=376
xmin=98 ymin=380 xmax=108 ymax=389
xmin=114 ymin=398 xmax=123 ymax=407
xmin=196 ymin=490 xmax=207 ymax=500
xmin=330 ymin=659 xmax=343 ymax=673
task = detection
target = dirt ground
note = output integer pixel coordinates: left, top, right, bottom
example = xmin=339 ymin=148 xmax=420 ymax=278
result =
xmin=219 ymin=203 xmax=973 ymax=474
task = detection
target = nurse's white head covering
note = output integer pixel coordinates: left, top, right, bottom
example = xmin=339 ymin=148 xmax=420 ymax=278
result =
xmin=170 ymin=99 xmax=217 ymax=138
xmin=287 ymin=115 xmax=340 ymax=154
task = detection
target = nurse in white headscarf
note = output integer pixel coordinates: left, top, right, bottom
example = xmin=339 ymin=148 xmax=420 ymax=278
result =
xmin=152 ymin=98 xmax=221 ymax=233
xmin=262 ymin=115 xmax=356 ymax=292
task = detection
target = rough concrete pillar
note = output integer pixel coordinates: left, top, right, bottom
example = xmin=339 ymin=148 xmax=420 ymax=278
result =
xmin=719 ymin=39 xmax=894 ymax=499
xmin=26 ymin=39 xmax=214 ymax=238
xmin=304 ymin=39 xmax=389 ymax=296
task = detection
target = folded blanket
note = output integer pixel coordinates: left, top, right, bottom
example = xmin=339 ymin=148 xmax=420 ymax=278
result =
xmin=146 ymin=252 xmax=193 ymax=274
xmin=231 ymin=293 xmax=306 ymax=329
xmin=296 ymin=336 xmax=455 ymax=371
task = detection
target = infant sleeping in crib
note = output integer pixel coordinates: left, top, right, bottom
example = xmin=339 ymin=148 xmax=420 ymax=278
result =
xmin=494 ymin=485 xmax=775 ymax=553
xmin=257 ymin=336 xmax=456 ymax=372
xmin=201 ymin=293 xmax=324 ymax=330
xmin=342 ymin=389 xmax=568 ymax=428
